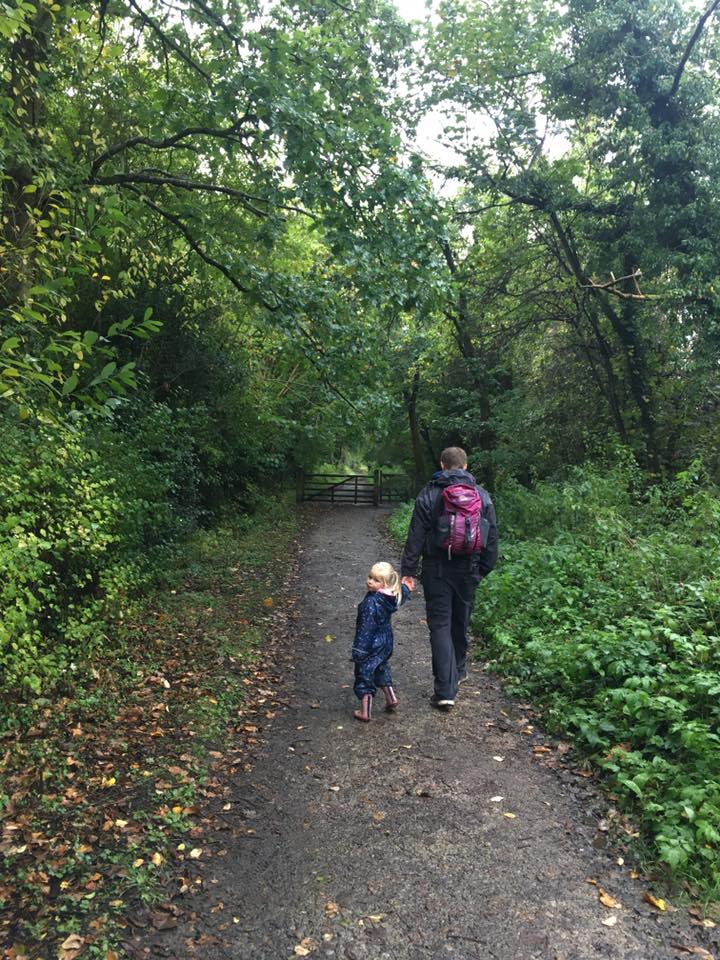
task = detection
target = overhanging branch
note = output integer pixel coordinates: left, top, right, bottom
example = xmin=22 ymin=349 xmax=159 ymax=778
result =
xmin=129 ymin=187 xmax=255 ymax=296
xmin=94 ymin=170 xmax=317 ymax=221
xmin=125 ymin=190 xmax=357 ymax=410
xmin=90 ymin=115 xmax=258 ymax=176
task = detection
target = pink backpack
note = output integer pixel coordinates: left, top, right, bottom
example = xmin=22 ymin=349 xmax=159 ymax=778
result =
xmin=436 ymin=484 xmax=485 ymax=558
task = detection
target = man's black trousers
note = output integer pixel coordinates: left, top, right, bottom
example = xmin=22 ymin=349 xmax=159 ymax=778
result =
xmin=421 ymin=559 xmax=477 ymax=700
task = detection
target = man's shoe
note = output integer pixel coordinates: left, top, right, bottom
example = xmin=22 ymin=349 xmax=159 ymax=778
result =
xmin=458 ymin=670 xmax=469 ymax=684
xmin=430 ymin=694 xmax=455 ymax=709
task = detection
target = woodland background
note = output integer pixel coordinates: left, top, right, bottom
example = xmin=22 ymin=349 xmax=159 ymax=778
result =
xmin=2 ymin=0 xmax=720 ymax=949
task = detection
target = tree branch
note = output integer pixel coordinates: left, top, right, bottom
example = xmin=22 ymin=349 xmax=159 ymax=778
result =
xmin=126 ymin=0 xmax=213 ymax=86
xmin=129 ymin=187 xmax=254 ymax=295
xmin=580 ymin=269 xmax=664 ymax=301
xmin=453 ymin=199 xmax=519 ymax=220
xmin=124 ymin=191 xmax=357 ymax=410
xmin=96 ymin=171 xmax=269 ymax=217
xmin=668 ymin=0 xmax=720 ymax=100
xmin=189 ymin=0 xmax=241 ymax=51
xmin=90 ymin=116 xmax=258 ymax=176
xmin=94 ymin=170 xmax=316 ymax=220
xmin=327 ymin=0 xmax=355 ymax=13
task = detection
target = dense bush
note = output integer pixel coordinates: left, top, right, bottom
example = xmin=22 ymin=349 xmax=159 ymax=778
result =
xmin=0 ymin=403 xmax=202 ymax=695
xmin=391 ymin=458 xmax=720 ymax=894
xmin=481 ymin=462 xmax=720 ymax=893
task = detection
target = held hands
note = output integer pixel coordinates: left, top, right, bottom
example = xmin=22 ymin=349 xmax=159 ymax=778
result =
xmin=401 ymin=576 xmax=416 ymax=591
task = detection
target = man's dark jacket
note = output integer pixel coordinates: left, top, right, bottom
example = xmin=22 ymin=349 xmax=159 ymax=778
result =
xmin=400 ymin=469 xmax=498 ymax=581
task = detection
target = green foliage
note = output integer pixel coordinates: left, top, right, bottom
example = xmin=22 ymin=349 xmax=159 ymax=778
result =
xmin=1 ymin=0 xmax=438 ymax=423
xmin=415 ymin=0 xmax=720 ymax=478
xmin=0 ymin=405 xmax=201 ymax=695
xmin=476 ymin=460 xmax=720 ymax=894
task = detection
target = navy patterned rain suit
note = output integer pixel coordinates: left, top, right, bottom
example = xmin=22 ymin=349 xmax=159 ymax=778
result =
xmin=352 ymin=585 xmax=410 ymax=698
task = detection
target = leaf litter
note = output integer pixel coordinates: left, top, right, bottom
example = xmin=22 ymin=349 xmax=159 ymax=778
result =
xmin=0 ymin=512 xmax=302 ymax=957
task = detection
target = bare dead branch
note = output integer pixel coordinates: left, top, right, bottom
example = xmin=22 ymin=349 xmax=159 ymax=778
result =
xmin=581 ymin=269 xmax=664 ymax=301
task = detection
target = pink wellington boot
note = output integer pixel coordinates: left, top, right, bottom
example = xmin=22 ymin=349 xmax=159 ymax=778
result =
xmin=381 ymin=685 xmax=399 ymax=712
xmin=353 ymin=694 xmax=372 ymax=722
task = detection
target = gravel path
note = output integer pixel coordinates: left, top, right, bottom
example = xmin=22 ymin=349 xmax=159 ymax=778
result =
xmin=151 ymin=506 xmax=718 ymax=960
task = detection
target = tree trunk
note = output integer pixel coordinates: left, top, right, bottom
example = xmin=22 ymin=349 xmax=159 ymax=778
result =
xmin=578 ymin=303 xmax=628 ymax=442
xmin=404 ymin=366 xmax=426 ymax=492
xmin=548 ymin=213 xmax=659 ymax=469
xmin=2 ymin=6 xmax=54 ymax=309
xmin=420 ymin=420 xmax=438 ymax=468
xmin=442 ymin=240 xmax=497 ymax=490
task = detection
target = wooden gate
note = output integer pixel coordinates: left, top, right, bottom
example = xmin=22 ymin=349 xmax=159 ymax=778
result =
xmin=297 ymin=471 xmax=412 ymax=505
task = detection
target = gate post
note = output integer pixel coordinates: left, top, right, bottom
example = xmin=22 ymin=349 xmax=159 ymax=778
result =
xmin=373 ymin=469 xmax=381 ymax=506
xmin=296 ymin=472 xmax=304 ymax=503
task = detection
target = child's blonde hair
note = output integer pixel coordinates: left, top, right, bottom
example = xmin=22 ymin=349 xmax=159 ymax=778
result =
xmin=369 ymin=561 xmax=402 ymax=603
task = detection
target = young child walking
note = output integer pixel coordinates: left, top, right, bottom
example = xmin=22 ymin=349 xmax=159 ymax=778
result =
xmin=351 ymin=561 xmax=412 ymax=722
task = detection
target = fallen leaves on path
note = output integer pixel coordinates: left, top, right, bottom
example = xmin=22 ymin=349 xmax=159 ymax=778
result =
xmin=689 ymin=908 xmax=716 ymax=929
xmin=671 ymin=946 xmax=715 ymax=958
xmin=598 ymin=888 xmax=621 ymax=909
xmin=151 ymin=910 xmax=177 ymax=930
xmin=1 ymin=526 xmax=300 ymax=958
xmin=643 ymin=891 xmax=668 ymax=911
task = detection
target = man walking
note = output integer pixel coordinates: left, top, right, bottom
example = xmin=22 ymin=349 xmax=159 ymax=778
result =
xmin=400 ymin=447 xmax=498 ymax=709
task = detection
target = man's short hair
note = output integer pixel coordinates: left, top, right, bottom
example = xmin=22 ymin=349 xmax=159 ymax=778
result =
xmin=440 ymin=446 xmax=467 ymax=469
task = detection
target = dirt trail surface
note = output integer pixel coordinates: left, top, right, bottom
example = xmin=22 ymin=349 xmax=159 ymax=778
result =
xmin=151 ymin=507 xmax=718 ymax=960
